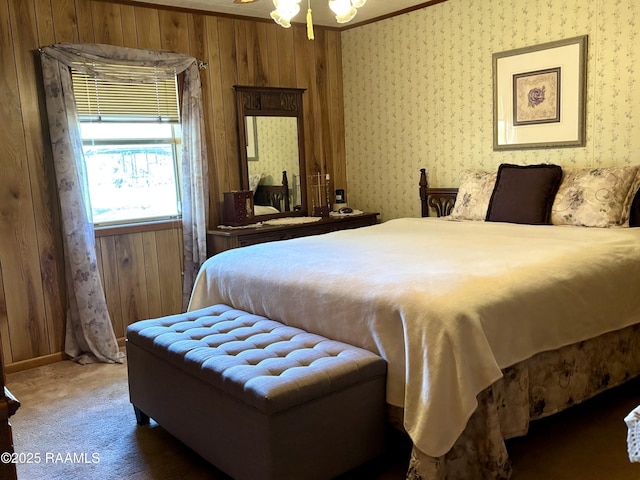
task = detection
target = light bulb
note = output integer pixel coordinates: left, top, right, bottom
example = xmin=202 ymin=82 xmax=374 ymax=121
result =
xmin=328 ymin=0 xmax=350 ymax=16
xmin=270 ymin=10 xmax=292 ymax=27
xmin=335 ymin=7 xmax=357 ymax=23
xmin=270 ymin=0 xmax=300 ymax=27
xmin=329 ymin=0 xmax=357 ymax=23
xmin=351 ymin=0 xmax=366 ymax=7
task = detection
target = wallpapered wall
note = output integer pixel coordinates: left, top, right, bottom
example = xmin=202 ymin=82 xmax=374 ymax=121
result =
xmin=341 ymin=0 xmax=639 ymax=220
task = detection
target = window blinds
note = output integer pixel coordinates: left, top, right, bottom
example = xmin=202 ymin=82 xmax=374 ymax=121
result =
xmin=71 ymin=64 xmax=180 ymax=123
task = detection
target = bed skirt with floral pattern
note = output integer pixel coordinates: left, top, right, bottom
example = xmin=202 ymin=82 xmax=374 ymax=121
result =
xmin=397 ymin=322 xmax=640 ymax=480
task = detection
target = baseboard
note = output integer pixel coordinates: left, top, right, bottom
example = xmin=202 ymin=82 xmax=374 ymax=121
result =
xmin=5 ymin=352 xmax=69 ymax=374
xmin=5 ymin=337 xmax=127 ymax=374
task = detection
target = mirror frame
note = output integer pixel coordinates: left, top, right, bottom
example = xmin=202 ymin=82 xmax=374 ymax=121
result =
xmin=234 ymin=85 xmax=308 ymax=219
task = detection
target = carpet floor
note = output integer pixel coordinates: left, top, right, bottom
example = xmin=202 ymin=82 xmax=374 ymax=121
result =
xmin=5 ymin=358 xmax=640 ymax=479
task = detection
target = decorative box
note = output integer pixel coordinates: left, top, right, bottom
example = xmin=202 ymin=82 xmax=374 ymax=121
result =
xmin=223 ymin=191 xmax=255 ymax=226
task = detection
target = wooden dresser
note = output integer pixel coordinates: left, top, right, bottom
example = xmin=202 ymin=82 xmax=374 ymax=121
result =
xmin=207 ymin=212 xmax=379 ymax=256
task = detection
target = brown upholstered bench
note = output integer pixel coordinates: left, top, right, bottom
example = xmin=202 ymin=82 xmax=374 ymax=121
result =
xmin=126 ymin=304 xmax=387 ymax=480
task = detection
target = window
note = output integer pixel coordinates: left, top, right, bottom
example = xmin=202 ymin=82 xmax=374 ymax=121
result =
xmin=72 ymin=66 xmax=182 ymax=226
xmin=80 ymin=123 xmax=181 ymax=225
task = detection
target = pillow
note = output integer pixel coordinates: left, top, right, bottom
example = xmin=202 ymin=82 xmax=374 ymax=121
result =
xmin=249 ymin=173 xmax=262 ymax=194
xmin=449 ymin=170 xmax=497 ymax=221
xmin=551 ymin=165 xmax=640 ymax=227
xmin=486 ymin=163 xmax=563 ymax=225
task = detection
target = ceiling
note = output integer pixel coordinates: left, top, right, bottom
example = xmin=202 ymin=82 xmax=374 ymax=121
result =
xmin=124 ymin=0 xmax=441 ymax=28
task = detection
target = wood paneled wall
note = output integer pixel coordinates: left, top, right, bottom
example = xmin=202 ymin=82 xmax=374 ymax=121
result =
xmin=0 ymin=0 xmax=346 ymax=370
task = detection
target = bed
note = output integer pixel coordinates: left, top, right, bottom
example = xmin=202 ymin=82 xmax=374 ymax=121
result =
xmin=189 ymin=163 xmax=640 ymax=479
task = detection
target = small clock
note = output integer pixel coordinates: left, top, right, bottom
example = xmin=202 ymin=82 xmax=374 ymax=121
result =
xmin=223 ymin=191 xmax=255 ymax=226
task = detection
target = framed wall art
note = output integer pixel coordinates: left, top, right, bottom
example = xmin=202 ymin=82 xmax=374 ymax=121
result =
xmin=493 ymin=35 xmax=587 ymax=150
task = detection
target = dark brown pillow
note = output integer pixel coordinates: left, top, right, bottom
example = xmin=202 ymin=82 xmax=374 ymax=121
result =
xmin=486 ymin=163 xmax=563 ymax=225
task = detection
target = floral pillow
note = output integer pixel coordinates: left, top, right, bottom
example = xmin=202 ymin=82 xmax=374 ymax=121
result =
xmin=249 ymin=173 xmax=262 ymax=194
xmin=551 ymin=165 xmax=640 ymax=227
xmin=449 ymin=170 xmax=497 ymax=221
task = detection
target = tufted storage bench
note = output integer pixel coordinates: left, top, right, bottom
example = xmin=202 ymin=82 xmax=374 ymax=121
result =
xmin=126 ymin=304 xmax=387 ymax=480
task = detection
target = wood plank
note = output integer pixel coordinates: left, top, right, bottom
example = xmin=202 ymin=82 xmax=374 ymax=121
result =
xmin=325 ymin=30 xmax=347 ymax=194
xmin=51 ymin=0 xmax=79 ymax=43
xmin=141 ymin=232 xmax=163 ymax=319
xmin=275 ymin=25 xmax=296 ymax=87
xmin=34 ymin=0 xmax=55 ymax=45
xmin=120 ymin=4 xmax=137 ymax=47
xmin=14 ymin=0 xmax=67 ymax=356
xmin=254 ymin=22 xmax=269 ymax=85
xmin=0 ymin=0 xmax=27 ymax=364
xmin=234 ymin=19 xmax=249 ymax=86
xmin=90 ymin=0 xmax=123 ymax=46
xmin=159 ymin=8 xmax=189 ymax=53
xmin=2 ymin=0 xmax=51 ymax=362
xmin=265 ymin=23 xmax=279 ymax=85
xmin=96 ymin=236 xmax=123 ymax=337
xmin=203 ymin=15 xmax=225 ymax=227
xmin=0 ymin=262 xmax=12 ymax=364
xmin=294 ymin=24 xmax=320 ymax=210
xmin=244 ymin=21 xmax=268 ymax=86
xmin=155 ymin=228 xmax=183 ymax=316
xmin=115 ymin=233 xmax=149 ymax=328
xmin=185 ymin=12 xmax=214 ymax=223
xmin=74 ymin=0 xmax=94 ymax=42
xmin=133 ymin=5 xmax=161 ymax=50
xmin=218 ymin=18 xmax=240 ymax=195
xmin=314 ymin=28 xmax=330 ymax=183
xmin=187 ymin=11 xmax=206 ymax=61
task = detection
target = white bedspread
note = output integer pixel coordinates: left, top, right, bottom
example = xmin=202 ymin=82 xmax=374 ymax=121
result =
xmin=189 ymin=218 xmax=640 ymax=457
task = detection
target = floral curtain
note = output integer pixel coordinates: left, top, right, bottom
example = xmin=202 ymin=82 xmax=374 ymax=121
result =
xmin=39 ymin=43 xmax=209 ymax=363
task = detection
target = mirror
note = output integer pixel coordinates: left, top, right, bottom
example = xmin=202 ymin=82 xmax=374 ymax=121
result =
xmin=234 ymin=86 xmax=307 ymax=219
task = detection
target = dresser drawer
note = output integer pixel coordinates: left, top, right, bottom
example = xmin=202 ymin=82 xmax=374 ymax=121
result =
xmin=207 ymin=213 xmax=379 ymax=256
xmin=238 ymin=232 xmax=290 ymax=247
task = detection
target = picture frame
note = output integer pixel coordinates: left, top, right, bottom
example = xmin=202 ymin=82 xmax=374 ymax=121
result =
xmin=246 ymin=116 xmax=259 ymax=161
xmin=493 ymin=35 xmax=587 ymax=150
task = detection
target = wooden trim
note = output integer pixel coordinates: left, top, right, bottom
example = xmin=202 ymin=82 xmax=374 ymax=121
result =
xmin=5 ymin=352 xmax=68 ymax=374
xmin=94 ymin=219 xmax=182 ymax=238
xmin=4 ymin=337 xmax=128 ymax=374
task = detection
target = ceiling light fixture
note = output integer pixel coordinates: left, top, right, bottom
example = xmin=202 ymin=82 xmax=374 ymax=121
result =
xmin=268 ymin=0 xmax=367 ymax=39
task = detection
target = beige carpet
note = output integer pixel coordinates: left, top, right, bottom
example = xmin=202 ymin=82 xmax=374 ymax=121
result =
xmin=5 ymin=358 xmax=640 ymax=479
xmin=5 ymin=358 xmax=409 ymax=480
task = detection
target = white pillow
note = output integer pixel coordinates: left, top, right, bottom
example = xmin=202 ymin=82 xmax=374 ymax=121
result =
xmin=449 ymin=170 xmax=497 ymax=221
xmin=551 ymin=165 xmax=640 ymax=227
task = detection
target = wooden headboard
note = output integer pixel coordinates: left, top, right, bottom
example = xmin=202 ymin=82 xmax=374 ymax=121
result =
xmin=419 ymin=168 xmax=458 ymax=218
xmin=419 ymin=168 xmax=640 ymax=227
xmin=254 ymin=171 xmax=291 ymax=212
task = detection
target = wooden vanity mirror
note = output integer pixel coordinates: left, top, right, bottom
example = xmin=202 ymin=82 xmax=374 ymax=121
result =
xmin=234 ymin=85 xmax=307 ymax=220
